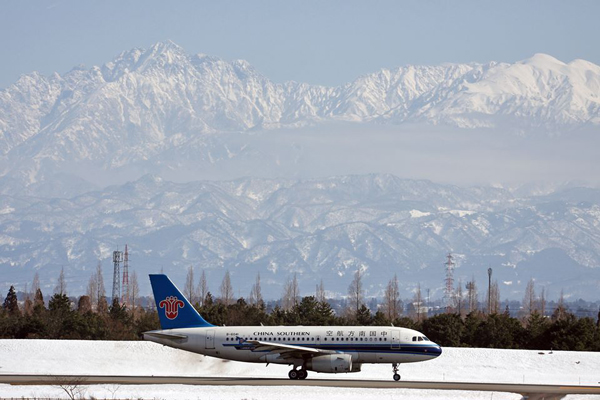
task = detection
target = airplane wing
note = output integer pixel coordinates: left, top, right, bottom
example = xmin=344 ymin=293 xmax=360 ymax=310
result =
xmin=243 ymin=339 xmax=330 ymax=359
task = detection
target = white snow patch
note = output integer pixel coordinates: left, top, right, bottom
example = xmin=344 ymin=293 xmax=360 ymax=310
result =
xmin=448 ymin=210 xmax=476 ymax=217
xmin=409 ymin=209 xmax=431 ymax=218
xmin=0 ymin=340 xmax=599 ymax=399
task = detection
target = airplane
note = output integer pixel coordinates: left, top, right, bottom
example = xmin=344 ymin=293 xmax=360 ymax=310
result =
xmin=143 ymin=274 xmax=442 ymax=381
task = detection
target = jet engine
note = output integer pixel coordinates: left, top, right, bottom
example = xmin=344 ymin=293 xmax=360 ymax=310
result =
xmin=306 ymin=354 xmax=353 ymax=373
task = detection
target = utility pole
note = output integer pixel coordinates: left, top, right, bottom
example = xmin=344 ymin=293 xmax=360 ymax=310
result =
xmin=487 ymin=267 xmax=492 ymax=314
xmin=121 ymin=244 xmax=129 ymax=307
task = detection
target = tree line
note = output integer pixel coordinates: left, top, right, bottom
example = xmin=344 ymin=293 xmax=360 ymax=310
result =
xmin=1 ymin=265 xmax=599 ymax=351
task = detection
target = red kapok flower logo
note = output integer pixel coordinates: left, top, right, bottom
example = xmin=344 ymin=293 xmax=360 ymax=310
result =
xmin=159 ymin=296 xmax=185 ymax=320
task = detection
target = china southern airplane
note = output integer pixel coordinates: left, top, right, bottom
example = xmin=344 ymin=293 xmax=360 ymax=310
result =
xmin=144 ymin=274 xmax=442 ymax=381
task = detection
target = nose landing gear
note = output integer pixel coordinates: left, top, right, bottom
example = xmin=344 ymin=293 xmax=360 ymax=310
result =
xmin=392 ymin=363 xmax=401 ymax=381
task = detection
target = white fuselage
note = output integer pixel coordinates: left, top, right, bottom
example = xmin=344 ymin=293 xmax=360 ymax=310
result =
xmin=144 ymin=325 xmax=442 ymax=369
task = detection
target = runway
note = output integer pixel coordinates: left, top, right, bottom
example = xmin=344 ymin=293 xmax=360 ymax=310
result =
xmin=1 ymin=374 xmax=600 ymax=399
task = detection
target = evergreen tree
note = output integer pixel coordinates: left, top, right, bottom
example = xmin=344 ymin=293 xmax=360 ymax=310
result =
xmin=546 ymin=314 xmax=596 ymax=351
xmin=422 ymin=313 xmax=464 ymax=347
xmin=473 ymin=313 xmax=524 ymax=349
xmin=372 ymin=310 xmax=389 ymax=326
xmin=356 ymin=304 xmax=373 ymax=325
xmin=524 ymin=311 xmax=549 ymax=349
xmin=315 ymin=300 xmax=336 ymax=326
xmin=47 ymin=293 xmax=72 ymax=338
xmin=2 ymin=286 xmax=20 ymax=317
xmin=461 ymin=311 xmax=483 ymax=346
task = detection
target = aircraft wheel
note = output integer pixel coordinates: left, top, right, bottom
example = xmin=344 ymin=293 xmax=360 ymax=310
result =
xmin=288 ymin=369 xmax=299 ymax=380
xmin=298 ymin=370 xmax=308 ymax=380
xmin=393 ymin=373 xmax=401 ymax=381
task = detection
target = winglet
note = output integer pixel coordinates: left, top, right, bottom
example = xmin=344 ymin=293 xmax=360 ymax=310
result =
xmin=149 ymin=274 xmax=214 ymax=329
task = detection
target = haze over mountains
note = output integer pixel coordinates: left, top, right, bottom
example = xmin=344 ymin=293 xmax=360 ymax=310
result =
xmin=1 ymin=41 xmax=599 ymax=300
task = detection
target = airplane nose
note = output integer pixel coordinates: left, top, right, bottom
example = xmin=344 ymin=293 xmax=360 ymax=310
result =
xmin=434 ymin=345 xmax=442 ymax=357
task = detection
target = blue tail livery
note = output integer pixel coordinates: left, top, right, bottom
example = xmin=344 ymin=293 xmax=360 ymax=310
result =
xmin=149 ymin=274 xmax=214 ymax=329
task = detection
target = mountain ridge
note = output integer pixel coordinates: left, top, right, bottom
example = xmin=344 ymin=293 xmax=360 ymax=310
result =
xmin=2 ymin=173 xmax=600 ymax=300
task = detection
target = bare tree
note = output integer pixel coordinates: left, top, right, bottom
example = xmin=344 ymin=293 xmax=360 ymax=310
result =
xmin=86 ymin=273 xmax=98 ymax=308
xmin=383 ymin=274 xmax=401 ymax=321
xmin=54 ymin=267 xmax=67 ymax=295
xmin=32 ymin=272 xmax=40 ymax=296
xmin=23 ymin=283 xmax=33 ymax=315
xmin=316 ymin=279 xmax=326 ymax=303
xmin=53 ymin=376 xmax=87 ymax=400
xmin=490 ymin=280 xmax=501 ymax=314
xmin=282 ymin=273 xmax=299 ymax=310
xmin=96 ymin=262 xmax=106 ymax=304
xmin=78 ymin=295 xmax=92 ymax=313
xmin=522 ymin=278 xmax=537 ymax=317
xmin=130 ymin=271 xmax=139 ymax=318
xmin=184 ymin=266 xmax=195 ymax=304
xmin=347 ymin=268 xmax=364 ymax=316
xmin=291 ymin=273 xmax=299 ymax=307
xmin=456 ymin=279 xmax=464 ymax=316
xmin=220 ymin=270 xmax=234 ymax=306
xmin=249 ymin=272 xmax=263 ymax=307
xmin=553 ymin=289 xmax=568 ymax=321
xmin=466 ymin=277 xmax=478 ymax=313
xmin=197 ymin=270 xmax=208 ymax=307
xmin=411 ymin=283 xmax=424 ymax=322
xmin=539 ymin=286 xmax=546 ymax=317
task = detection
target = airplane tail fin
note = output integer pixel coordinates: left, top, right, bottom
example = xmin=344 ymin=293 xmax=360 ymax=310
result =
xmin=149 ymin=274 xmax=214 ymax=330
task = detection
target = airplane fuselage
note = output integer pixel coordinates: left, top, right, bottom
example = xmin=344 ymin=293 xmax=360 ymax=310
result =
xmin=144 ymin=325 xmax=441 ymax=370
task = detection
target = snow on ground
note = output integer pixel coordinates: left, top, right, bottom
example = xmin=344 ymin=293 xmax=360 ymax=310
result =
xmin=0 ymin=340 xmax=599 ymax=399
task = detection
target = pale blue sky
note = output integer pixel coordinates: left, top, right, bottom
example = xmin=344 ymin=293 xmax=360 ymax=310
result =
xmin=1 ymin=0 xmax=599 ymax=88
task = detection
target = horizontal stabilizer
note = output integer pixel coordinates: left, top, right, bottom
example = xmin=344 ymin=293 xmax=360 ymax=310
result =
xmin=144 ymin=331 xmax=188 ymax=340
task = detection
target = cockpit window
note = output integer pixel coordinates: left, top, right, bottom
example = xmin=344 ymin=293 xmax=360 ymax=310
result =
xmin=423 ymin=336 xmax=430 ymax=341
xmin=412 ymin=336 xmax=417 ymax=341
xmin=418 ymin=336 xmax=423 ymax=341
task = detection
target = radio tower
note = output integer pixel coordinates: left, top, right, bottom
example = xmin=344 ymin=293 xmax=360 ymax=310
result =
xmin=443 ymin=253 xmax=456 ymax=313
xmin=111 ymin=249 xmax=123 ymax=303
xmin=122 ymin=244 xmax=129 ymax=307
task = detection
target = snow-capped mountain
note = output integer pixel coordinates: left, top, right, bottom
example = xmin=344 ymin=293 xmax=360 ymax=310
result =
xmin=2 ymin=174 xmax=600 ymax=300
xmin=1 ymin=41 xmax=599 ymax=188
xmin=2 ymin=42 xmax=600 ymax=300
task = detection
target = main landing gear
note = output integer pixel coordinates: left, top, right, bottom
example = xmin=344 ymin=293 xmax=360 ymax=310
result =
xmin=288 ymin=368 xmax=308 ymax=380
xmin=392 ymin=363 xmax=401 ymax=381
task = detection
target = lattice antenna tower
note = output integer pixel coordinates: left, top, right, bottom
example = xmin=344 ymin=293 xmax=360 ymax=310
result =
xmin=443 ymin=253 xmax=456 ymax=313
xmin=112 ymin=249 xmax=123 ymax=303
xmin=121 ymin=244 xmax=129 ymax=307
